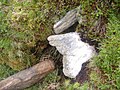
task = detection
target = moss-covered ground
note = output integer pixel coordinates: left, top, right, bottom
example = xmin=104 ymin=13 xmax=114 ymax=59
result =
xmin=0 ymin=0 xmax=120 ymax=90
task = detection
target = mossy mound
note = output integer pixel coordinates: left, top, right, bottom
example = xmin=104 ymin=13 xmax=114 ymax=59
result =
xmin=0 ymin=0 xmax=80 ymax=75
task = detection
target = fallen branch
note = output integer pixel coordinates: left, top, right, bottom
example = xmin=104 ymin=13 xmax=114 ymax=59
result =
xmin=0 ymin=60 xmax=55 ymax=90
xmin=53 ymin=6 xmax=82 ymax=34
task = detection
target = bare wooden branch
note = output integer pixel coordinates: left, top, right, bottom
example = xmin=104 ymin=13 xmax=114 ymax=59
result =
xmin=0 ymin=60 xmax=55 ymax=90
xmin=54 ymin=9 xmax=78 ymax=34
xmin=53 ymin=6 xmax=82 ymax=34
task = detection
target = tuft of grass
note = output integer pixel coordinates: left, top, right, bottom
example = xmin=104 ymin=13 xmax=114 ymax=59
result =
xmin=0 ymin=64 xmax=16 ymax=80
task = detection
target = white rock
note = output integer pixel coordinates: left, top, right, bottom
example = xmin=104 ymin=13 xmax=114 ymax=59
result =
xmin=47 ymin=32 xmax=96 ymax=78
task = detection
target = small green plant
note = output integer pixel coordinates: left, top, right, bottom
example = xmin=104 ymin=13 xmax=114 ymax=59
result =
xmin=60 ymin=80 xmax=89 ymax=90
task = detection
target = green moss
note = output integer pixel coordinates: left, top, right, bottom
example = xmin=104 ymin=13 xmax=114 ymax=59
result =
xmin=75 ymin=1 xmax=120 ymax=89
xmin=1 ymin=0 xmax=119 ymax=90
xmin=0 ymin=0 xmax=80 ymax=70
xmin=90 ymin=12 xmax=120 ymax=89
xmin=76 ymin=0 xmax=109 ymax=41
xmin=0 ymin=0 xmax=80 ymax=89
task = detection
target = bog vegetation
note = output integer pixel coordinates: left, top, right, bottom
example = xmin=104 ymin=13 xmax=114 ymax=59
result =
xmin=0 ymin=0 xmax=120 ymax=90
